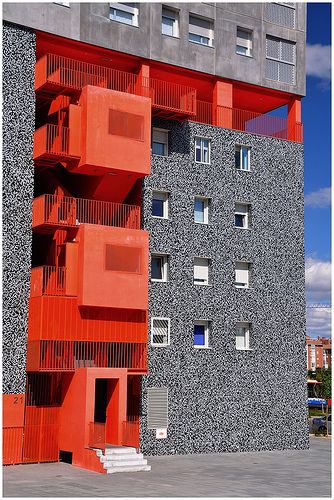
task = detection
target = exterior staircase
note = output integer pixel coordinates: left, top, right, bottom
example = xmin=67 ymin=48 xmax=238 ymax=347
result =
xmin=95 ymin=446 xmax=151 ymax=474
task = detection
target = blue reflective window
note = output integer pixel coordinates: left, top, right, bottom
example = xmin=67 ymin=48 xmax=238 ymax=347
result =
xmin=152 ymin=199 xmax=164 ymax=217
xmin=194 ymin=199 xmax=204 ymax=223
xmin=194 ymin=324 xmax=205 ymax=346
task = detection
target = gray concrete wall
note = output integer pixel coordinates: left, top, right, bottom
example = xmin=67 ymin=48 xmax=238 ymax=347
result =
xmin=3 ymin=2 xmax=306 ymax=96
xmin=2 ymin=23 xmax=35 ymax=393
xmin=140 ymin=118 xmax=308 ymax=454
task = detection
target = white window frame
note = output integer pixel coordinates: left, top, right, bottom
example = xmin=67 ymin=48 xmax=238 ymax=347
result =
xmin=194 ymin=196 xmax=209 ymax=224
xmin=236 ymin=27 xmax=253 ymax=57
xmin=194 ymin=257 xmax=209 ymax=286
xmin=151 ymin=253 xmax=169 ymax=282
xmin=195 ymin=137 xmax=210 ymax=164
xmin=235 ymin=261 xmax=250 ymax=288
xmin=152 ymin=128 xmax=168 ymax=157
xmin=54 ymin=1 xmax=70 ymax=6
xmin=189 ymin=14 xmax=214 ymax=47
xmin=151 ymin=317 xmax=170 ymax=347
xmin=193 ymin=320 xmax=210 ymax=349
xmin=109 ymin=3 xmax=139 ymax=27
xmin=234 ymin=203 xmax=250 ymax=229
xmin=152 ymin=190 xmax=169 ymax=219
xmin=236 ymin=322 xmax=251 ymax=350
xmin=162 ymin=7 xmax=179 ymax=38
xmin=235 ymin=145 xmax=250 ymax=171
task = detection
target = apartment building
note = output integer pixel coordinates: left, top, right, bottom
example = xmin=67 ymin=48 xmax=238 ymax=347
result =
xmin=3 ymin=2 xmax=309 ymax=472
xmin=307 ymin=336 xmax=332 ymax=371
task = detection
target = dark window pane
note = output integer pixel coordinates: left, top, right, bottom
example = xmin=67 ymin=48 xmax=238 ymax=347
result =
xmin=235 ymin=214 xmax=244 ymax=227
xmin=194 ymin=324 xmax=205 ymax=346
xmin=152 ymin=199 xmax=164 ymax=217
xmin=235 ymin=150 xmax=240 ymax=168
xmin=195 ymin=147 xmax=201 ymax=162
xmin=151 ymin=257 xmax=162 ymax=280
xmin=152 ymin=142 xmax=165 ymax=155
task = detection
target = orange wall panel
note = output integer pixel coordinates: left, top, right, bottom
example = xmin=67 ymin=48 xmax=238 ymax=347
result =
xmin=77 ymin=224 xmax=149 ymax=311
xmin=3 ymin=394 xmax=25 ymax=427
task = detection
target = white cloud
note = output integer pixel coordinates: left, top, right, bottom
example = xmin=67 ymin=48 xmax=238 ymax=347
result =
xmin=305 ymin=187 xmax=331 ymax=208
xmin=306 ymin=307 xmax=331 ymax=339
xmin=305 ymin=257 xmax=331 ymax=303
xmin=306 ymin=44 xmax=331 ymax=81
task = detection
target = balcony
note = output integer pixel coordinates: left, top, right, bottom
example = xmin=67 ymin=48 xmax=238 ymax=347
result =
xmin=35 ymin=53 xmax=196 ymax=119
xmin=88 ymin=417 xmax=139 ymax=450
xmin=30 ymin=266 xmax=68 ymax=298
xmin=33 ymin=124 xmax=79 ymax=165
xmin=32 ymin=194 xmax=141 ymax=232
xmin=193 ymin=101 xmax=303 ymax=143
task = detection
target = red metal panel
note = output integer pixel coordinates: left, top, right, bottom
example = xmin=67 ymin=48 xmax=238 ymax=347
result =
xmin=31 ymin=266 xmax=66 ymax=297
xmin=23 ymin=407 xmax=60 ymax=463
xmin=88 ymin=422 xmax=106 ymax=450
xmin=122 ymin=417 xmax=140 ymax=448
xmin=3 ymin=428 xmax=24 ymax=465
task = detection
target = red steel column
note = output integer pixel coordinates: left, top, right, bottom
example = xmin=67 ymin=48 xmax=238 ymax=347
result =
xmin=213 ymin=80 xmax=233 ymax=129
xmin=288 ymin=96 xmax=302 ymax=142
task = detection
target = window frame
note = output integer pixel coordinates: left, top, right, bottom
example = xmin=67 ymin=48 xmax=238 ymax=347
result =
xmin=235 ymin=261 xmax=250 ymax=289
xmin=151 ymin=253 xmax=169 ymax=282
xmin=236 ymin=321 xmax=251 ymax=351
xmin=109 ymin=3 xmax=139 ymax=27
xmin=54 ymin=1 xmax=70 ymax=6
xmin=152 ymin=128 xmax=169 ymax=157
xmin=195 ymin=137 xmax=211 ymax=164
xmin=235 ymin=145 xmax=251 ymax=171
xmin=236 ymin=27 xmax=253 ymax=57
xmin=151 ymin=317 xmax=170 ymax=347
xmin=194 ymin=196 xmax=209 ymax=225
xmin=234 ymin=202 xmax=250 ymax=230
xmin=162 ymin=6 xmax=179 ymax=38
xmin=193 ymin=257 xmax=210 ymax=286
xmin=189 ymin=14 xmax=214 ymax=47
xmin=193 ymin=320 xmax=210 ymax=349
xmin=152 ymin=190 xmax=169 ymax=219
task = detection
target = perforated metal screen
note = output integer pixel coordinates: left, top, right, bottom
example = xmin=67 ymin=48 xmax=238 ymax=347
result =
xmin=109 ymin=109 xmax=144 ymax=141
xmin=147 ymin=387 xmax=168 ymax=429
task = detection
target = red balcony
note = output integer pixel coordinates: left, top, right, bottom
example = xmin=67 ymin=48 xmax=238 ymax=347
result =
xmin=30 ymin=266 xmax=68 ymax=298
xmin=34 ymin=124 xmax=79 ymax=165
xmin=88 ymin=418 xmax=139 ymax=450
xmin=32 ymin=194 xmax=141 ymax=232
xmin=142 ymin=77 xmax=196 ymax=119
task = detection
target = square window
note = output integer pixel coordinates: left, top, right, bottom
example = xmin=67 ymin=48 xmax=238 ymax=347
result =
xmin=235 ymin=145 xmax=250 ymax=171
xmin=151 ymin=254 xmax=168 ymax=282
xmin=236 ymin=322 xmax=250 ymax=350
xmin=195 ymin=137 xmax=210 ymax=164
xmin=162 ymin=7 xmax=179 ymax=37
xmin=152 ymin=128 xmax=168 ymax=156
xmin=194 ymin=196 xmax=209 ymax=224
xmin=109 ymin=3 xmax=139 ymax=26
xmin=189 ymin=14 xmax=214 ymax=47
xmin=235 ymin=262 xmax=250 ymax=288
xmin=194 ymin=321 xmax=210 ymax=348
xmin=152 ymin=191 xmax=169 ymax=219
xmin=236 ymin=27 xmax=253 ymax=57
xmin=235 ymin=203 xmax=250 ymax=229
xmin=151 ymin=317 xmax=170 ymax=346
xmin=194 ymin=257 xmax=209 ymax=286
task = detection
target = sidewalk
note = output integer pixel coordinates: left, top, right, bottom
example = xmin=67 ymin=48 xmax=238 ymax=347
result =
xmin=3 ymin=436 xmax=331 ymax=497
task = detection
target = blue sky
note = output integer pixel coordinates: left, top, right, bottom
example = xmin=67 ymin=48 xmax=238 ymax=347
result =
xmin=304 ymin=3 xmax=331 ymax=337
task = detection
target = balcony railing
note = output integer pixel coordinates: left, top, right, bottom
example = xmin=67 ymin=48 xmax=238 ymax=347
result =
xmin=143 ymin=77 xmax=196 ymax=116
xmin=26 ymin=340 xmax=148 ymax=372
xmin=192 ymin=101 xmax=303 ymax=142
xmin=88 ymin=422 xmax=106 ymax=450
xmin=32 ymin=194 xmax=141 ymax=231
xmin=30 ymin=266 xmax=66 ymax=297
xmin=122 ymin=417 xmax=140 ymax=448
xmin=34 ymin=124 xmax=74 ymax=159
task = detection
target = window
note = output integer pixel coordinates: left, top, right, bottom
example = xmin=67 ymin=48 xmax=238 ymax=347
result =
xmin=194 ymin=197 xmax=209 ymax=224
xmin=109 ymin=3 xmax=139 ymax=26
xmin=235 ymin=262 xmax=250 ymax=288
xmin=236 ymin=28 xmax=253 ymax=57
xmin=235 ymin=203 xmax=250 ymax=229
xmin=189 ymin=14 xmax=214 ymax=47
xmin=236 ymin=322 xmax=250 ymax=350
xmin=147 ymin=388 xmax=168 ymax=429
xmin=265 ymin=35 xmax=296 ymax=84
xmin=265 ymin=3 xmax=295 ymax=29
xmin=151 ymin=254 xmax=168 ymax=282
xmin=151 ymin=318 xmax=170 ymax=346
xmin=162 ymin=7 xmax=179 ymax=37
xmin=152 ymin=128 xmax=168 ymax=156
xmin=194 ymin=321 xmax=210 ymax=348
xmin=152 ymin=191 xmax=169 ymax=219
xmin=194 ymin=257 xmax=209 ymax=285
xmin=235 ymin=145 xmax=250 ymax=171
xmin=195 ymin=137 xmax=210 ymax=164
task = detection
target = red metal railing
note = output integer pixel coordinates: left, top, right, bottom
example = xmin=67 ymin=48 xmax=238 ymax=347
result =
xmin=3 ymin=427 xmax=24 ymax=465
xmin=34 ymin=124 xmax=72 ymax=157
xmin=195 ymin=100 xmax=213 ymax=125
xmin=30 ymin=266 xmax=66 ymax=297
xmin=23 ymin=406 xmax=60 ymax=464
xmin=27 ymin=340 xmax=147 ymax=371
xmin=32 ymin=194 xmax=141 ymax=230
xmin=88 ymin=422 xmax=106 ymax=450
xmin=122 ymin=417 xmax=140 ymax=447
xmin=143 ymin=77 xmax=196 ymax=115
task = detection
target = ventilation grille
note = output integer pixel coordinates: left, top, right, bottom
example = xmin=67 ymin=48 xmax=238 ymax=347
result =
xmin=105 ymin=245 xmax=142 ymax=273
xmin=265 ymin=36 xmax=296 ymax=84
xmin=109 ymin=109 xmax=144 ymax=141
xmin=147 ymin=387 xmax=168 ymax=429
xmin=265 ymin=3 xmax=295 ymax=28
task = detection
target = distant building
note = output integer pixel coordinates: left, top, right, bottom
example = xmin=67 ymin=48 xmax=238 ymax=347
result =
xmin=306 ymin=336 xmax=332 ymax=371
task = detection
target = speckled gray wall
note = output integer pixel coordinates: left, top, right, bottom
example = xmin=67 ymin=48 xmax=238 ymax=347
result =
xmin=3 ymin=23 xmax=35 ymax=393
xmin=140 ymin=119 xmax=309 ymax=455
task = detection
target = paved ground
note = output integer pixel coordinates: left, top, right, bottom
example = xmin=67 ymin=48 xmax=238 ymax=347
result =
xmin=3 ymin=436 xmax=331 ymax=497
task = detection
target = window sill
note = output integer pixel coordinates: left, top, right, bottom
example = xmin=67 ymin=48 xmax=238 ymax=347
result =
xmin=195 ymin=160 xmax=211 ymax=165
xmin=236 ymin=52 xmax=253 ymax=58
xmin=152 ymin=216 xmax=169 ymax=220
xmin=151 ymin=279 xmax=168 ymax=283
xmin=193 ymin=283 xmax=211 ymax=287
xmin=109 ymin=19 xmax=139 ymax=28
xmin=194 ymin=346 xmax=211 ymax=350
xmin=152 ymin=152 xmax=168 ymax=157
xmin=151 ymin=344 xmax=170 ymax=348
xmin=194 ymin=221 xmax=209 ymax=225
xmin=162 ymin=33 xmax=180 ymax=40
xmin=236 ymin=348 xmax=253 ymax=351
xmin=189 ymin=39 xmax=214 ymax=49
xmin=235 ymin=286 xmax=252 ymax=290
xmin=236 ymin=168 xmax=251 ymax=172
xmin=234 ymin=226 xmax=251 ymax=231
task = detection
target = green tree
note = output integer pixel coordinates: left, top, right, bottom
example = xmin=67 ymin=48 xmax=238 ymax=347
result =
xmin=315 ymin=368 xmax=332 ymax=399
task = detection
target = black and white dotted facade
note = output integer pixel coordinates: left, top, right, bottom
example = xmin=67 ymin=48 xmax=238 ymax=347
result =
xmin=140 ymin=118 xmax=309 ymax=455
xmin=3 ymin=23 xmax=35 ymax=393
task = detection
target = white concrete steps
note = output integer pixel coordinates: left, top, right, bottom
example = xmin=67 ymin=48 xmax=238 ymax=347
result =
xmin=94 ymin=446 xmax=151 ymax=474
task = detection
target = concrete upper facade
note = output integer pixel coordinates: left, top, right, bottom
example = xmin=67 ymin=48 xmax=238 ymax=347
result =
xmin=3 ymin=2 xmax=306 ymax=96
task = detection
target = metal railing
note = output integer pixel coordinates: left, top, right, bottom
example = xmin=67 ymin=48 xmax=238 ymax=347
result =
xmin=34 ymin=124 xmax=71 ymax=157
xmin=122 ymin=417 xmax=140 ymax=447
xmin=30 ymin=266 xmax=66 ymax=297
xmin=143 ymin=77 xmax=196 ymax=115
xmin=88 ymin=422 xmax=106 ymax=450
xmin=3 ymin=427 xmax=24 ymax=465
xmin=32 ymin=194 xmax=141 ymax=230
